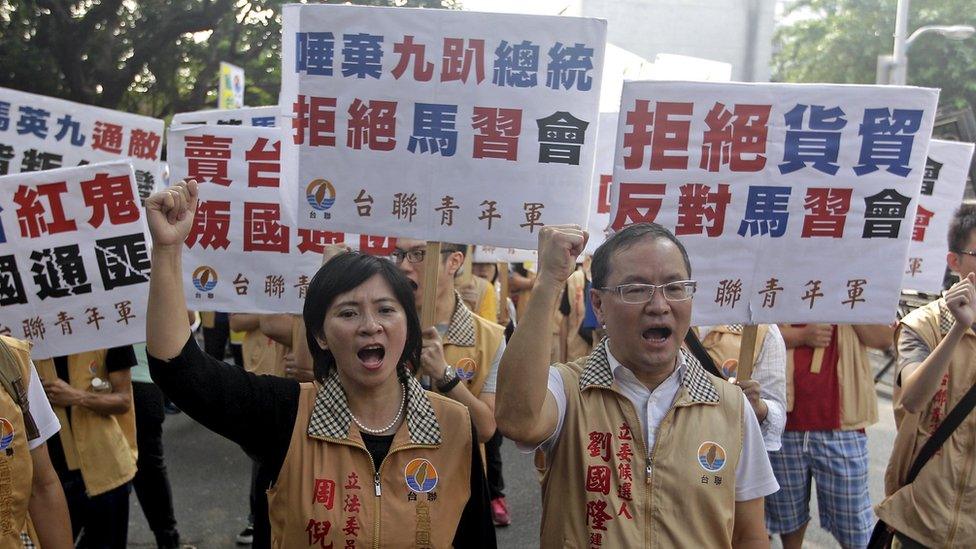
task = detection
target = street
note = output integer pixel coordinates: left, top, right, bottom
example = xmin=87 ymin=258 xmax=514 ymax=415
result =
xmin=127 ymin=351 xmax=899 ymax=548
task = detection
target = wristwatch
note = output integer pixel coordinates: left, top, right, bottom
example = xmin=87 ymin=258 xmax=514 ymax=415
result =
xmin=436 ymin=365 xmax=461 ymax=393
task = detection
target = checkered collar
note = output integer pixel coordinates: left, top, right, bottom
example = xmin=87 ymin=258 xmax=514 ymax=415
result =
xmin=443 ymin=291 xmax=476 ymax=347
xmin=938 ymin=299 xmax=957 ymax=337
xmin=579 ymin=338 xmax=720 ymax=404
xmin=307 ymin=371 xmax=442 ymax=446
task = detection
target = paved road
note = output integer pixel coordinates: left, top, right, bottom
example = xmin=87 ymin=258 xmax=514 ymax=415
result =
xmin=128 ymin=351 xmax=898 ymax=548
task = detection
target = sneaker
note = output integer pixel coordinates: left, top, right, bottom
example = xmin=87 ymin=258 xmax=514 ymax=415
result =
xmin=491 ymin=497 xmax=511 ymax=527
xmin=235 ymin=525 xmax=254 ymax=545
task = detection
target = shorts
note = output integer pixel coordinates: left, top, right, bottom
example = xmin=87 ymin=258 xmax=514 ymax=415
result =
xmin=765 ymin=430 xmax=874 ymax=548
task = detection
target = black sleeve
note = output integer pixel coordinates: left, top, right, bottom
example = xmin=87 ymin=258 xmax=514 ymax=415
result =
xmin=452 ymin=421 xmax=497 ymax=548
xmin=148 ymin=334 xmax=300 ymax=478
xmin=105 ymin=345 xmax=137 ymax=372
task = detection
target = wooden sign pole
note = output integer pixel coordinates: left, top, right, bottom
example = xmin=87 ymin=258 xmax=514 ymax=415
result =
xmin=420 ymin=242 xmax=443 ymax=330
xmin=497 ymin=261 xmax=510 ymax=325
xmin=460 ymin=246 xmax=474 ymax=285
xmin=736 ymin=325 xmax=759 ymax=381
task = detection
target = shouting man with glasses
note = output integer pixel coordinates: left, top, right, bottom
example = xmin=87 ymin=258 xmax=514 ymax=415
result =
xmin=391 ymin=239 xmax=505 ymax=447
xmin=496 ymin=223 xmax=778 ymax=547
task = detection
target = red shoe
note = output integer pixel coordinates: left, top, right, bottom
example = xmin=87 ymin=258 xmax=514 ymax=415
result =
xmin=491 ymin=497 xmax=511 ymax=526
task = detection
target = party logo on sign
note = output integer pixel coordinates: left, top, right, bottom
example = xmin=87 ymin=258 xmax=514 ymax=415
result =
xmin=0 ymin=418 xmax=14 ymax=451
xmin=697 ymin=441 xmax=727 ymax=473
xmin=306 ymin=179 xmax=336 ymax=212
xmin=455 ymin=357 xmax=477 ymax=381
xmin=192 ymin=266 xmax=219 ymax=292
xmin=404 ymin=458 xmax=438 ymax=493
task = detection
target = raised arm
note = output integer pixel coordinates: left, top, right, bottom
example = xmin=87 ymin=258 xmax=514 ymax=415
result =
xmin=146 ymin=179 xmax=198 ymax=359
xmin=495 ymin=225 xmax=587 ymax=445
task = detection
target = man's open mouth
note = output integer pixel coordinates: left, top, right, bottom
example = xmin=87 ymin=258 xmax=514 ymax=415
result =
xmin=642 ymin=327 xmax=672 ymax=342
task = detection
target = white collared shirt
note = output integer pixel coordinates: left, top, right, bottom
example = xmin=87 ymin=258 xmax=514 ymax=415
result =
xmin=520 ymin=341 xmax=780 ymax=502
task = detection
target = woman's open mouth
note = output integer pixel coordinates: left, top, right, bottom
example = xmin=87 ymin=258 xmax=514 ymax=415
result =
xmin=357 ymin=344 xmax=386 ymax=370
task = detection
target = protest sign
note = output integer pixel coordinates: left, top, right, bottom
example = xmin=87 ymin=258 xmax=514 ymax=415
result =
xmin=219 ymin=62 xmax=246 ymax=109
xmin=902 ymin=138 xmax=975 ymax=293
xmin=171 ymin=106 xmax=280 ymax=128
xmin=586 ymin=111 xmax=618 ymax=254
xmin=0 ymin=87 xmax=164 ymax=203
xmin=472 ymin=245 xmax=537 ymax=264
xmin=166 ymin=124 xmax=396 ymax=313
xmin=280 ymin=4 xmax=607 ymax=249
xmin=0 ymin=161 xmax=150 ymax=359
xmin=610 ymin=81 xmax=939 ymax=325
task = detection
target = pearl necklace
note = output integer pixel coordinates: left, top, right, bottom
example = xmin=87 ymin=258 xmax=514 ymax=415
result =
xmin=351 ymin=384 xmax=406 ymax=435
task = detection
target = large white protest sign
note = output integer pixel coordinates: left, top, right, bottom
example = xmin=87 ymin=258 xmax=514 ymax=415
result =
xmin=171 ymin=106 xmax=280 ymax=127
xmin=0 ymin=161 xmax=150 ymax=359
xmin=0 ymin=87 xmax=164 ymax=203
xmin=472 ymin=245 xmax=536 ymax=264
xmin=585 ymin=111 xmax=618 ymax=254
xmin=280 ymin=4 xmax=606 ymax=249
xmin=902 ymin=139 xmax=975 ymax=293
xmin=611 ymin=81 xmax=939 ymax=325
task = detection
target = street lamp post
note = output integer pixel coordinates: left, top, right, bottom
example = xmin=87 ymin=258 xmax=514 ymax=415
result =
xmin=876 ymin=0 xmax=975 ymax=85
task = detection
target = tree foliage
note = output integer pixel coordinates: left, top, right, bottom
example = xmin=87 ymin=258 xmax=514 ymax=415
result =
xmin=773 ymin=0 xmax=976 ymax=111
xmin=0 ymin=0 xmax=458 ymax=118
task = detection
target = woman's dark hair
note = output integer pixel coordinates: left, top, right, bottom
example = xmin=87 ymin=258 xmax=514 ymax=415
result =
xmin=303 ymin=252 xmax=422 ymax=386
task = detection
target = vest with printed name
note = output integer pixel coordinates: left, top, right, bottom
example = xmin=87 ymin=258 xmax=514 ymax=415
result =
xmin=541 ymin=342 xmax=743 ymax=548
xmin=34 ymin=350 xmax=137 ymax=496
xmin=267 ymin=375 xmax=473 ymax=549
xmin=876 ymin=299 xmax=976 ymax=547
xmin=0 ymin=336 xmax=33 ymax=548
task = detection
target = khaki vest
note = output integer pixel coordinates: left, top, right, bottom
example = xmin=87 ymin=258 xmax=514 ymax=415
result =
xmin=35 ymin=350 xmax=137 ymax=496
xmin=267 ymin=375 xmax=473 ymax=549
xmin=541 ymin=342 xmax=743 ymax=548
xmin=442 ymin=295 xmax=505 ymax=398
xmin=242 ymin=331 xmax=288 ymax=377
xmin=699 ymin=325 xmax=769 ymax=378
xmin=550 ymin=270 xmax=593 ymax=365
xmin=784 ymin=324 xmax=878 ymax=430
xmin=876 ymin=299 xmax=976 ymax=547
xmin=457 ymin=275 xmax=499 ymax=325
xmin=0 ymin=336 xmax=34 ymax=548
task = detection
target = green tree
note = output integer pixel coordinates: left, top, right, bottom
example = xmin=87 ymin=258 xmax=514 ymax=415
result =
xmin=773 ymin=0 xmax=976 ymax=110
xmin=0 ymin=0 xmax=458 ymax=118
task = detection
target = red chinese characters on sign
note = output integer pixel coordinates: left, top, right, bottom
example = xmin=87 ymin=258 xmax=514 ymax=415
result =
xmin=346 ymin=99 xmax=397 ymax=151
xmin=699 ymin=102 xmax=771 ymax=172
xmin=14 ymin=183 xmax=77 ymax=237
xmin=293 ymin=95 xmax=337 ymax=147
xmin=128 ymin=129 xmax=161 ymax=160
xmin=610 ymin=183 xmax=665 ymax=230
xmin=585 ymin=465 xmax=612 ymax=495
xmin=392 ymin=35 xmax=434 ymax=81
xmin=472 ymin=107 xmax=521 ymax=161
xmin=312 ymin=478 xmax=336 ymax=510
xmin=622 ymin=101 xmax=693 ymax=171
xmin=92 ymin=122 xmax=124 ymax=154
xmin=675 ymin=183 xmax=731 ymax=237
xmin=80 ymin=172 xmax=140 ymax=228
xmin=297 ymin=229 xmax=345 ymax=254
xmin=243 ymin=202 xmax=290 ymax=253
xmin=801 ymin=187 xmax=853 ymax=238
xmin=913 ymin=206 xmax=934 ymax=242
xmin=185 ymin=201 xmax=231 ymax=250
xmin=359 ymin=235 xmax=396 ymax=256
xmin=597 ymin=175 xmax=612 ymax=214
xmin=245 ymin=138 xmax=281 ymax=188
xmin=185 ymin=134 xmax=233 ymax=186
xmin=587 ymin=431 xmax=613 ymax=462
xmin=441 ymin=38 xmax=486 ymax=84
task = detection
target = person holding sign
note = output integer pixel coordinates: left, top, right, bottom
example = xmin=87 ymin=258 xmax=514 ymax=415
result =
xmin=875 ymin=204 xmax=976 ymax=547
xmin=144 ymin=180 xmax=495 ymax=549
xmin=496 ymin=223 xmax=778 ymax=547
xmin=392 ymin=239 xmax=506 ymax=445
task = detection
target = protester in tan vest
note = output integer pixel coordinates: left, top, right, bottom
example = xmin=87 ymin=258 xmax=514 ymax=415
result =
xmin=392 ymin=239 xmax=505 ymax=445
xmin=876 ymin=204 xmax=976 ymax=547
xmin=496 ymin=223 xmax=778 ymax=548
xmin=37 ymin=344 xmax=137 ymax=549
xmin=767 ymin=320 xmax=891 ymax=549
xmin=143 ymin=180 xmax=494 ymax=549
xmin=457 ymin=271 xmax=500 ymax=324
xmin=0 ymin=335 xmax=73 ymax=549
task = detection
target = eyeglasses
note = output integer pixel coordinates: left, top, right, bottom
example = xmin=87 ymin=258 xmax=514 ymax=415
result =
xmin=390 ymin=248 xmax=458 ymax=264
xmin=955 ymin=250 xmax=976 ymax=258
xmin=598 ymin=281 xmax=697 ymax=303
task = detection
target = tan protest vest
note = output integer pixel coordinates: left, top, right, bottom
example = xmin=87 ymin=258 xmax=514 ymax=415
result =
xmin=541 ymin=342 xmax=743 ymax=548
xmin=267 ymin=375 xmax=473 ymax=549
xmin=0 ymin=336 xmax=34 ymax=548
xmin=699 ymin=324 xmax=769 ymax=378
xmin=242 ymin=330 xmax=288 ymax=377
xmin=441 ymin=294 xmax=504 ymax=398
xmin=35 ymin=350 xmax=137 ymax=496
xmin=550 ymin=270 xmax=593 ymax=365
xmin=875 ymin=299 xmax=976 ymax=547
xmin=457 ymin=275 xmax=499 ymax=324
xmin=784 ymin=324 xmax=878 ymax=430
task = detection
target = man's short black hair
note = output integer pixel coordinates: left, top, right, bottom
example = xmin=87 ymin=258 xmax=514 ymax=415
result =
xmin=948 ymin=203 xmax=976 ymax=253
xmin=591 ymin=223 xmax=692 ymax=289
